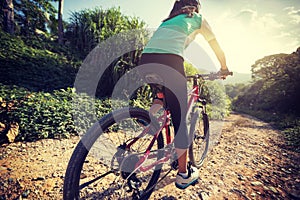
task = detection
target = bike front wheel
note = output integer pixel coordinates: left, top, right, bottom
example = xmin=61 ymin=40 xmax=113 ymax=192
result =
xmin=188 ymin=107 xmax=210 ymax=168
xmin=63 ymin=107 xmax=164 ymax=200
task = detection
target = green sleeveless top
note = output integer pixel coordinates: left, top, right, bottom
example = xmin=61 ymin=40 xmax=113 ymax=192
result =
xmin=143 ymin=13 xmax=202 ymax=57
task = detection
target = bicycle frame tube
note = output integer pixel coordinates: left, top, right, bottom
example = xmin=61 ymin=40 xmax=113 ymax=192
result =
xmin=124 ymin=109 xmax=171 ymax=172
xmin=187 ymin=84 xmax=200 ymax=115
xmin=126 ymin=110 xmax=168 ymax=150
xmin=127 ymin=81 xmax=201 ymax=173
xmin=165 ymin=110 xmax=172 ymax=144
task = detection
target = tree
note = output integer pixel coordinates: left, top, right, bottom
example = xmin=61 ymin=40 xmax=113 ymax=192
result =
xmin=184 ymin=62 xmax=199 ymax=76
xmin=12 ymin=0 xmax=56 ymax=36
xmin=234 ymin=47 xmax=300 ymax=114
xmin=66 ymin=7 xmax=146 ymax=98
xmin=2 ymin=0 xmax=14 ymax=34
xmin=57 ymin=0 xmax=63 ymax=44
xmin=67 ymin=7 xmax=145 ymax=57
xmin=225 ymin=83 xmax=247 ymax=99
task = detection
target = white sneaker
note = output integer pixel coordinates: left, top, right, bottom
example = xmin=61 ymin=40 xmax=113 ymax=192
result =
xmin=175 ymin=164 xmax=199 ymax=189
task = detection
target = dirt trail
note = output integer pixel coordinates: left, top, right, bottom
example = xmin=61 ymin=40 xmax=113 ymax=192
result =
xmin=0 ymin=113 xmax=299 ymax=200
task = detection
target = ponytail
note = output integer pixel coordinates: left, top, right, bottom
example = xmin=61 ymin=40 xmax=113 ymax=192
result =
xmin=163 ymin=6 xmax=198 ymax=22
xmin=163 ymin=0 xmax=200 ymax=22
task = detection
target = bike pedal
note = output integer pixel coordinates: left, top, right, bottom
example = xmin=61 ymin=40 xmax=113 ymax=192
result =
xmin=171 ymin=160 xmax=178 ymax=170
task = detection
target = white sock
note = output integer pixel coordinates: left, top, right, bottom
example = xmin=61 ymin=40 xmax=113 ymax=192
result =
xmin=179 ymin=172 xmax=188 ymax=178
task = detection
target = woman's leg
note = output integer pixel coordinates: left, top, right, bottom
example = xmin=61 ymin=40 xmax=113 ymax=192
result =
xmin=176 ymin=149 xmax=188 ymax=173
xmin=164 ymin=86 xmax=189 ymax=173
xmin=139 ymin=53 xmax=190 ymax=172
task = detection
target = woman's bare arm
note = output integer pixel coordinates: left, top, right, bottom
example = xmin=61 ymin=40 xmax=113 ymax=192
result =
xmin=198 ymin=18 xmax=229 ymax=71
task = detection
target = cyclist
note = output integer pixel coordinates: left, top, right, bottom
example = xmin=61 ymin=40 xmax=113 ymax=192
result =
xmin=139 ymin=0 xmax=230 ymax=189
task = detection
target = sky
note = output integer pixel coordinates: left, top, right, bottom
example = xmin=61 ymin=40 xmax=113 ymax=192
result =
xmin=56 ymin=0 xmax=300 ymax=73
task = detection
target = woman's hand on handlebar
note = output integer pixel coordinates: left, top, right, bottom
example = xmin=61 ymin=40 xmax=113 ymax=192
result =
xmin=219 ymin=67 xmax=233 ymax=79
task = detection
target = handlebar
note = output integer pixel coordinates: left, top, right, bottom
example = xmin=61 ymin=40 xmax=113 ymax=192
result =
xmin=187 ymin=71 xmax=233 ymax=81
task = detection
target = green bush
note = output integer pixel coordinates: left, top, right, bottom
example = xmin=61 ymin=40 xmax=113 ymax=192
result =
xmin=0 ymin=84 xmax=112 ymax=143
xmin=0 ymin=80 xmax=232 ymax=143
xmin=204 ymin=81 xmax=231 ymax=120
xmin=0 ymin=30 xmax=81 ymax=92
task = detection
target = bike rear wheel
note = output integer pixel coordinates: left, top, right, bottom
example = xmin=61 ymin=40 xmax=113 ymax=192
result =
xmin=63 ymin=107 xmax=164 ymax=200
xmin=188 ymin=107 xmax=210 ymax=168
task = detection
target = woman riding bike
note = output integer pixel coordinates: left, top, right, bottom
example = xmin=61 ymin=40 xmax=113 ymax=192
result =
xmin=139 ymin=0 xmax=230 ymax=189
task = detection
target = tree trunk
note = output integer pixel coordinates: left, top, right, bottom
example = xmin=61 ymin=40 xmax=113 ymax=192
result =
xmin=58 ymin=0 xmax=64 ymax=44
xmin=2 ymin=0 xmax=14 ymax=34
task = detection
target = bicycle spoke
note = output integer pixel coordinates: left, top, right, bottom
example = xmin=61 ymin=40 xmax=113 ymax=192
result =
xmin=79 ymin=170 xmax=114 ymax=190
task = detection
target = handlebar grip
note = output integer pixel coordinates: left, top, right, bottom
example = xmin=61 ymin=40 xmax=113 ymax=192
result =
xmin=220 ymin=71 xmax=233 ymax=76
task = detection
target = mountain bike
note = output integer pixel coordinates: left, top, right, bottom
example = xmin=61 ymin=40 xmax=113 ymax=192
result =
xmin=63 ymin=71 xmax=232 ymax=199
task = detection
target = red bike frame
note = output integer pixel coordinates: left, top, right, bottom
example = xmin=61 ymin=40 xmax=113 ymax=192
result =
xmin=125 ymin=79 xmax=201 ymax=173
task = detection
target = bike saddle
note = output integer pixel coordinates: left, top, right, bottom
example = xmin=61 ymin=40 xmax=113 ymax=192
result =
xmin=144 ymin=73 xmax=164 ymax=84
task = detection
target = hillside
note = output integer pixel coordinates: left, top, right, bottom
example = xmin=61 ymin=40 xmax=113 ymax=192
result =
xmin=224 ymin=71 xmax=252 ymax=84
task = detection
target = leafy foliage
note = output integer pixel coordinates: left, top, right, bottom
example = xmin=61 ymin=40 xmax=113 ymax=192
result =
xmin=11 ymin=0 xmax=57 ymax=36
xmin=66 ymin=7 xmax=146 ymax=58
xmin=204 ymin=81 xmax=231 ymax=119
xmin=64 ymin=7 xmax=147 ymax=98
xmin=234 ymin=47 xmax=300 ymax=114
xmin=0 ymin=84 xmax=112 ymax=143
xmin=0 ymin=4 xmax=232 ymax=144
xmin=0 ymin=30 xmax=80 ymax=91
xmin=0 ymin=6 xmax=149 ymax=143
xmin=185 ymin=63 xmax=231 ymax=119
xmin=184 ymin=62 xmax=199 ymax=76
xmin=225 ymin=83 xmax=248 ymax=99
